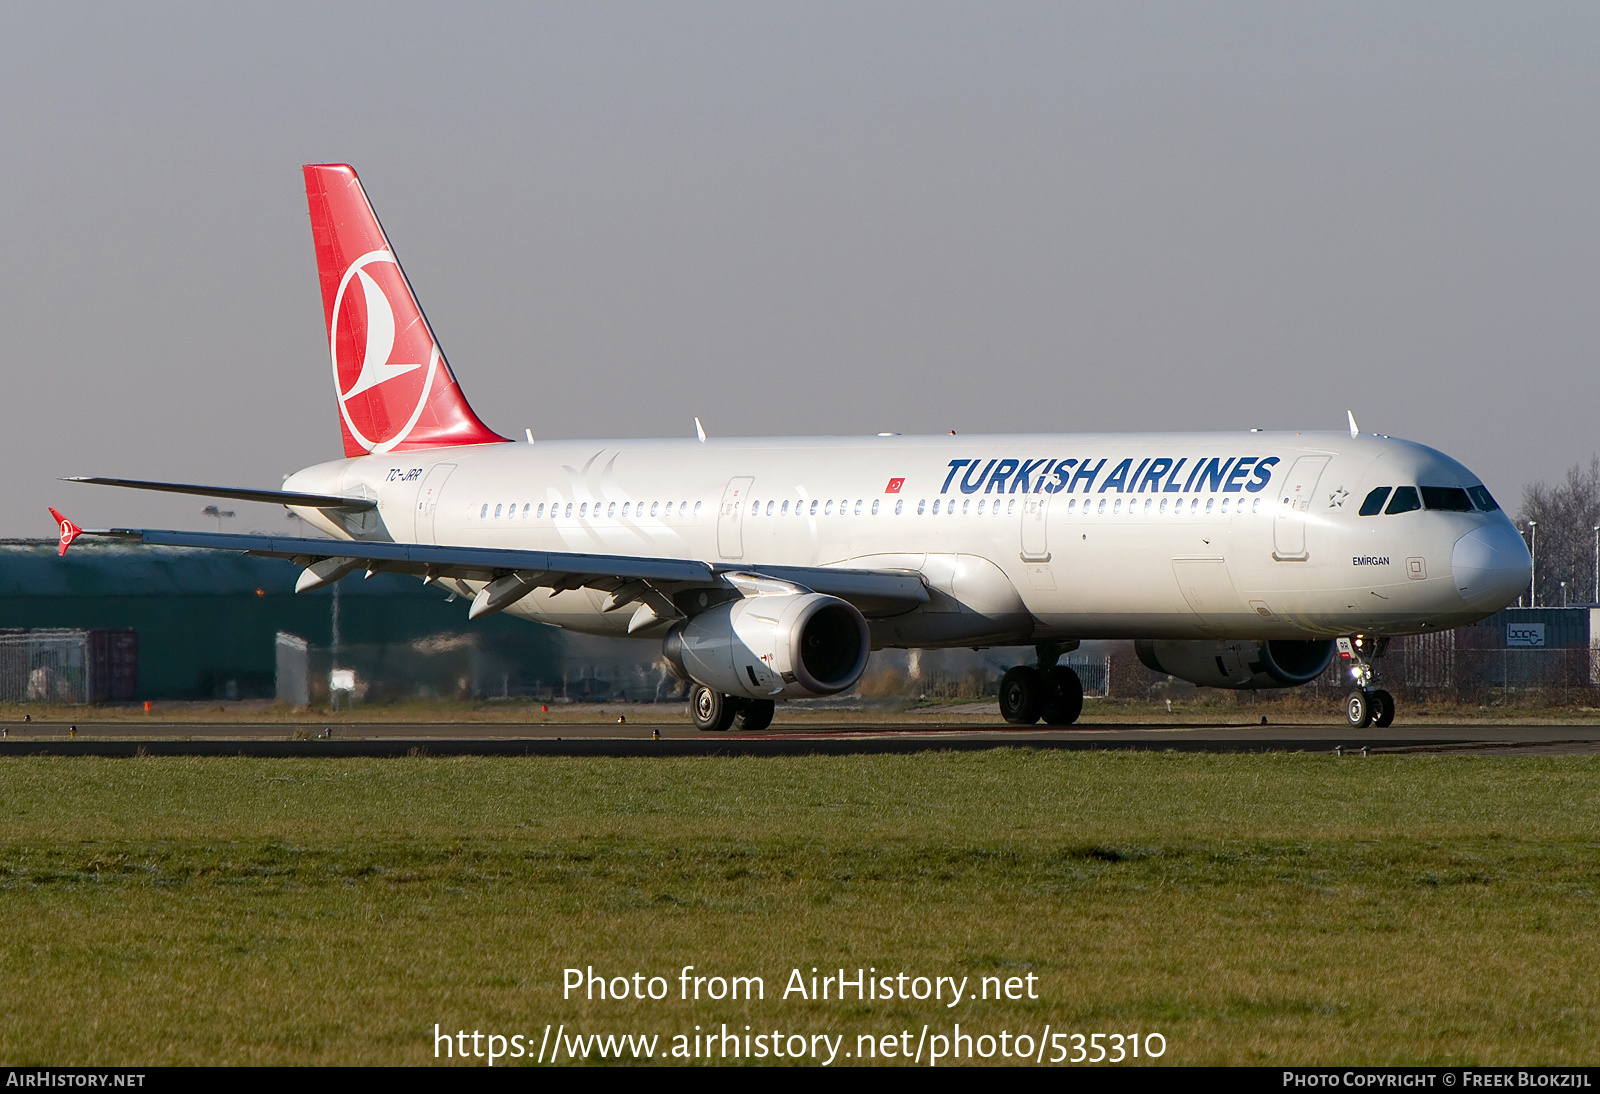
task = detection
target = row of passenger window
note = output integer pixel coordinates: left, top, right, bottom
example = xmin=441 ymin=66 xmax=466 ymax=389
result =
xmin=743 ymin=496 xmax=1264 ymax=518
xmin=1066 ymin=495 xmax=1262 ymax=516
xmin=479 ymin=493 xmax=1279 ymax=522
xmin=746 ymin=498 xmax=1019 ymax=517
xmin=754 ymin=498 xmax=874 ymax=516
xmin=480 ymin=500 xmax=706 ymax=520
xmin=1358 ymin=485 xmax=1498 ymax=517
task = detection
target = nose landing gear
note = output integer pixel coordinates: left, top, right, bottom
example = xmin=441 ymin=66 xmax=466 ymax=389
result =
xmin=1339 ymin=636 xmax=1395 ymax=729
xmin=1344 ymin=687 xmax=1394 ymax=729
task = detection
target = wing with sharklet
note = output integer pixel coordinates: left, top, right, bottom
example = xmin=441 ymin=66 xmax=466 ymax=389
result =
xmin=52 ymin=521 xmax=929 ymax=633
xmin=64 ymin=476 xmax=378 ymax=512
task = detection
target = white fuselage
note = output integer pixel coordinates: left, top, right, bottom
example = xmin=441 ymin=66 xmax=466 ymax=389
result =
xmin=284 ymin=430 xmax=1529 ymax=650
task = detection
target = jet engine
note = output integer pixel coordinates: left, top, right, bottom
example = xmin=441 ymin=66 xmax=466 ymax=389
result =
xmin=663 ymin=592 xmax=871 ymax=700
xmin=1134 ymin=638 xmax=1335 ymax=690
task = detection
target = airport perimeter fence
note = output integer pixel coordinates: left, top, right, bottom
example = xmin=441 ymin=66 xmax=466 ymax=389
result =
xmin=543 ymin=652 xmax=1112 ymax=705
xmin=1373 ymin=640 xmax=1600 ymax=706
xmin=277 ymin=631 xmax=548 ymax=706
xmin=873 ymin=639 xmax=1589 ymax=708
xmin=271 ymin=632 xmax=1125 ymax=709
xmin=266 ymin=622 xmax=1600 ymax=711
xmin=1334 ymin=630 xmax=1600 ymax=705
xmin=273 ymin=630 xmax=676 ymax=707
xmin=0 ymin=629 xmax=137 ymax=704
xmin=1116 ymin=626 xmax=1600 ymax=708
xmin=910 ymin=656 xmax=1112 ymax=700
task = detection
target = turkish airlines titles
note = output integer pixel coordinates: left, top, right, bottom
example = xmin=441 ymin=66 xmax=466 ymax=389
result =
xmin=936 ymin=455 xmax=1281 ymax=497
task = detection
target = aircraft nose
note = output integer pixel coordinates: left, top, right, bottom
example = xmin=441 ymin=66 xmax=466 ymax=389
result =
xmin=1452 ymin=522 xmax=1531 ymax=611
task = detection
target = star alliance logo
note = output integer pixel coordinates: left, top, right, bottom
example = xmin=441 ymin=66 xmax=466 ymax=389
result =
xmin=1328 ymin=487 xmax=1349 ymax=508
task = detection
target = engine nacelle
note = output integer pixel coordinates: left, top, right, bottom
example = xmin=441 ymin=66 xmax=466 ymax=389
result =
xmin=1134 ymin=638 xmax=1335 ymax=690
xmin=663 ymin=592 xmax=871 ymax=700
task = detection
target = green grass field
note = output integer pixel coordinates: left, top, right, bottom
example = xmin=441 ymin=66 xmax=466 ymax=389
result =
xmin=1 ymin=752 xmax=1597 ymax=1065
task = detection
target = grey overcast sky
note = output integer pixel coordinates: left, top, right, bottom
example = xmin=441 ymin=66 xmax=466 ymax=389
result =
xmin=1 ymin=2 xmax=1596 ymax=536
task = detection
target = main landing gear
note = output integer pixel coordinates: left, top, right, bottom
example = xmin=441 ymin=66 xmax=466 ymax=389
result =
xmin=689 ymin=683 xmax=776 ymax=733
xmin=1339 ymin=636 xmax=1395 ymax=729
xmin=998 ymin=643 xmax=1084 ymax=726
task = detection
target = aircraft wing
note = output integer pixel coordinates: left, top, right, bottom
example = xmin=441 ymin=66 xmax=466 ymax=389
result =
xmin=66 ymin=476 xmax=378 ymax=511
xmin=51 ymin=520 xmax=928 ymax=624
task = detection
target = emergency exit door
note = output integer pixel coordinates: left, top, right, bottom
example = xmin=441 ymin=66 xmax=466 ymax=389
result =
xmin=1020 ymin=497 xmax=1050 ymax=561
xmin=718 ymin=476 xmax=754 ymax=559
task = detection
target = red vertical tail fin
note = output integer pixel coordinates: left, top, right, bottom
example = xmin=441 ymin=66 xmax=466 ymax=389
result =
xmin=303 ymin=164 xmax=508 ymax=457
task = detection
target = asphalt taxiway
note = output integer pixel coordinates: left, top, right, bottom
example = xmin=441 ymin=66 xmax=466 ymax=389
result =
xmin=0 ymin=719 xmax=1596 ymax=756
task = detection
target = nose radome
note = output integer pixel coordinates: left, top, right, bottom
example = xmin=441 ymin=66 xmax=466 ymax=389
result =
xmin=1453 ymin=523 xmax=1532 ymax=611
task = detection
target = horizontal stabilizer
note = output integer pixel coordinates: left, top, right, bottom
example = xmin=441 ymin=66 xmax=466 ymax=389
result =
xmin=66 ymin=477 xmax=377 ymax=511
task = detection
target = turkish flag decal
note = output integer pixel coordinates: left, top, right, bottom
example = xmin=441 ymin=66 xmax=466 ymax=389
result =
xmin=885 ymin=478 xmax=905 ymax=494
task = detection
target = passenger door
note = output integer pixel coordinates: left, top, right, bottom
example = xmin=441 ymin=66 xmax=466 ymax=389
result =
xmin=1272 ymin=456 xmax=1330 ymax=561
xmin=413 ymin=463 xmax=455 ymax=543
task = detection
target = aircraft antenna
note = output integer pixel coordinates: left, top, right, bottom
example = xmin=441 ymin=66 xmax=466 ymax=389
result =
xmin=695 ymin=417 xmax=707 ymax=443
xmin=1347 ymin=411 xmax=1359 ymax=439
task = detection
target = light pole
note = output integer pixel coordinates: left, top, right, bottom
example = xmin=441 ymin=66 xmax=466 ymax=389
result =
xmin=1592 ymin=525 xmax=1598 ymax=605
xmin=1527 ymin=520 xmax=1537 ymax=607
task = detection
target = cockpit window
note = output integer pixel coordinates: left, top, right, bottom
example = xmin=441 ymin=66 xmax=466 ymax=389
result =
xmin=1467 ymin=485 xmax=1500 ymax=512
xmin=1421 ymin=486 xmax=1473 ymax=512
xmin=1358 ymin=487 xmax=1391 ymax=516
xmin=1385 ymin=486 xmax=1422 ymax=515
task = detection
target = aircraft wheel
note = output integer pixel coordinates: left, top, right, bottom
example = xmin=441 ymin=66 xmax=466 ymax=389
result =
xmin=732 ymin=699 xmax=776 ymax=732
xmin=1040 ymin=666 xmax=1084 ymax=726
xmin=999 ymin=666 xmax=1044 ymax=725
xmin=1370 ymin=689 xmax=1395 ymax=729
xmin=689 ymin=685 xmax=738 ymax=732
xmin=1345 ymin=689 xmax=1373 ymax=730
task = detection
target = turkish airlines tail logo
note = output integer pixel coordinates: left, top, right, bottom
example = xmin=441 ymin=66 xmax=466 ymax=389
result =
xmin=303 ymin=164 xmax=507 ymax=457
xmin=48 ymin=508 xmax=83 ymax=556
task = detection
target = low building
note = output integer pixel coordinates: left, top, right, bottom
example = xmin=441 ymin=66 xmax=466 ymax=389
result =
xmin=0 ymin=540 xmax=560 ymax=701
xmin=1451 ymin=606 xmax=1599 ymax=690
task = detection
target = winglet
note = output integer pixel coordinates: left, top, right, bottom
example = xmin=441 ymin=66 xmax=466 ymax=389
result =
xmin=1347 ymin=410 xmax=1359 ymax=439
xmin=48 ymin=508 xmax=83 ymax=556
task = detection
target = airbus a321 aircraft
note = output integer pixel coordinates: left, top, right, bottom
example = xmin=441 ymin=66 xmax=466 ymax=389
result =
xmin=53 ymin=164 xmax=1532 ymax=731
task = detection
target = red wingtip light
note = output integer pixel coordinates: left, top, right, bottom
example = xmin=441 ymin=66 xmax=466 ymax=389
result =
xmin=48 ymin=508 xmax=83 ymax=556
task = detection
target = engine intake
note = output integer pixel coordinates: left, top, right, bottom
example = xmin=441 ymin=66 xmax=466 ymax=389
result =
xmin=663 ymin=592 xmax=871 ymax=700
xmin=1134 ymin=638 xmax=1335 ymax=690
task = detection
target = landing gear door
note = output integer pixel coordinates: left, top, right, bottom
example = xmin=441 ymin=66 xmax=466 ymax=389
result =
xmin=1272 ymin=456 xmax=1330 ymax=561
xmin=718 ymin=476 xmax=754 ymax=560
xmin=1020 ymin=497 xmax=1050 ymax=561
xmin=414 ymin=463 xmax=455 ymax=543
